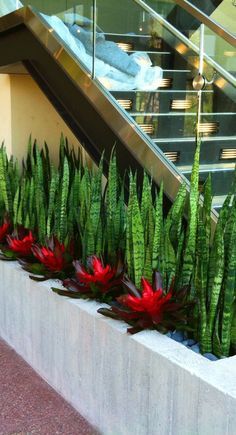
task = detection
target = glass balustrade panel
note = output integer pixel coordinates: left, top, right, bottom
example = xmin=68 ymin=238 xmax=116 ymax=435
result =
xmin=187 ymin=0 xmax=236 ymax=35
xmin=21 ymin=1 xmax=95 ymax=77
xmin=0 ymin=0 xmax=22 ymax=17
xmin=203 ymin=26 xmax=236 ymax=78
xmin=192 ymin=76 xmax=236 ymax=209
xmin=144 ymin=0 xmax=202 ymax=38
xmin=94 ymin=0 xmax=199 ymax=160
xmin=144 ymin=0 xmax=236 ymax=79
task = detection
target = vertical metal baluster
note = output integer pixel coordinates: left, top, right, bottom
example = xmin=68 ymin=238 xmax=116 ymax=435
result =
xmin=92 ymin=0 xmax=97 ymax=79
xmin=196 ymin=23 xmax=204 ymax=143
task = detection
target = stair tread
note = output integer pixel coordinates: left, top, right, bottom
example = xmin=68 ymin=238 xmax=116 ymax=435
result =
xmin=104 ymin=32 xmax=150 ymax=38
xmin=131 ymin=112 xmax=236 ymax=116
xmin=127 ymin=50 xmax=171 ymax=54
xmin=153 ymin=136 xmax=236 ymax=143
xmin=179 ymin=163 xmax=236 ymax=173
xmin=112 ymin=90 xmax=214 ymax=93
xmin=163 ymin=69 xmax=191 ymax=72
xmin=212 ymin=195 xmax=227 ymax=207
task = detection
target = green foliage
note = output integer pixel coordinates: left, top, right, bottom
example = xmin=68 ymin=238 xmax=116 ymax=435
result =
xmin=58 ymin=156 xmax=70 ymax=243
xmin=194 ymin=170 xmax=236 ymax=356
xmin=46 ymin=167 xmax=59 ymax=237
xmin=220 ymin=202 xmax=236 ymax=356
xmin=126 ymin=173 xmax=145 ymax=287
xmin=105 ymin=150 xmax=126 ymax=260
xmin=195 ymin=215 xmax=208 ymax=351
xmin=204 ymin=221 xmax=224 ymax=353
xmin=181 ymin=139 xmax=200 ymax=288
xmin=152 ymin=183 xmax=163 ymax=272
xmin=131 ymin=179 xmax=145 ymax=287
xmin=1 ymin=135 xmax=236 ymax=359
xmin=0 ymin=144 xmax=14 ymax=215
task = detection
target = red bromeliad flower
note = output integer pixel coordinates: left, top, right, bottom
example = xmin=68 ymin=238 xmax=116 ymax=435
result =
xmin=74 ymin=256 xmax=116 ymax=288
xmin=118 ymin=277 xmax=173 ymax=324
xmin=54 ymin=256 xmax=124 ymax=300
xmin=7 ymin=231 xmax=35 ymax=256
xmin=32 ymin=239 xmax=66 ymax=272
xmin=98 ymin=272 xmax=194 ymax=333
xmin=0 ymin=221 xmax=10 ymax=243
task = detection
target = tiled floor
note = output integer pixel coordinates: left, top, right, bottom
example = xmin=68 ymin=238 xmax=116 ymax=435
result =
xmin=0 ymin=339 xmax=98 ymax=435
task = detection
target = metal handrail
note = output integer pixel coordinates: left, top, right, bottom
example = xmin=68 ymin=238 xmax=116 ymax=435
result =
xmin=132 ymin=0 xmax=236 ymax=88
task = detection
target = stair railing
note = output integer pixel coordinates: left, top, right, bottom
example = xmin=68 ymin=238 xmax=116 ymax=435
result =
xmin=174 ymin=0 xmax=236 ymax=47
xmin=132 ymin=0 xmax=236 ymax=88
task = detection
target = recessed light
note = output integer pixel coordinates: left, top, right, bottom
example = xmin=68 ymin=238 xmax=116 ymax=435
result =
xmin=138 ymin=123 xmax=154 ymax=134
xmin=159 ymin=78 xmax=172 ymax=88
xmin=197 ymin=122 xmax=219 ymax=135
xmin=171 ymin=99 xmax=192 ymax=110
xmin=117 ymin=42 xmax=133 ymax=52
xmin=220 ymin=148 xmax=236 ymax=160
xmin=116 ymin=99 xmax=133 ymax=110
xmin=164 ymin=151 xmax=180 ymax=162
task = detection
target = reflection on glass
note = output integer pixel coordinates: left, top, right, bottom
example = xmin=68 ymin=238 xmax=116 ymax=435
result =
xmin=145 ymin=0 xmax=236 ymax=77
xmin=145 ymin=0 xmax=235 ymax=36
xmin=40 ymin=6 xmax=96 ymax=76
xmin=188 ymin=0 xmax=236 ymax=35
xmin=0 ymin=0 xmax=22 ymax=17
xmin=25 ymin=1 xmax=163 ymax=92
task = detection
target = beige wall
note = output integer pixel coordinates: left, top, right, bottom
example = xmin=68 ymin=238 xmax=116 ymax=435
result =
xmin=0 ymin=74 xmax=12 ymax=148
xmin=0 ymin=72 xmax=88 ymax=165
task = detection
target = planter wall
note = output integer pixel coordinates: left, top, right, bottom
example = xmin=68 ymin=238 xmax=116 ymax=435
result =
xmin=0 ymin=260 xmax=236 ymax=435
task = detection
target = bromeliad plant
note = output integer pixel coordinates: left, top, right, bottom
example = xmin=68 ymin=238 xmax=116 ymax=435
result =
xmin=32 ymin=238 xmax=67 ymax=272
xmin=19 ymin=237 xmax=74 ymax=280
xmin=53 ymin=255 xmax=124 ymax=302
xmin=0 ymin=219 xmax=10 ymax=244
xmin=0 ymin=227 xmax=35 ymax=260
xmin=98 ymin=272 xmax=194 ymax=334
xmin=7 ymin=230 xmax=35 ymax=257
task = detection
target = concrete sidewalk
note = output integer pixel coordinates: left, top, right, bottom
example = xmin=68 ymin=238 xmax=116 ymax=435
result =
xmin=0 ymin=338 xmax=98 ymax=435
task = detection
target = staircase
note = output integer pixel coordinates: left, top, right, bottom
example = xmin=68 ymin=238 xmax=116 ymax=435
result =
xmin=0 ymin=0 xmax=235 ymax=212
xmin=103 ymin=11 xmax=236 ymax=210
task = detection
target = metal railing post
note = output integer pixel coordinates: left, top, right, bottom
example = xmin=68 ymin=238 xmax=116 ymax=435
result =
xmin=196 ymin=23 xmax=204 ymax=144
xmin=92 ymin=0 xmax=96 ymax=79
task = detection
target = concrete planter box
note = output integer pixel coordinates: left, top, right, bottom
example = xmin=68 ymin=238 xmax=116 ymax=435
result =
xmin=0 ymin=260 xmax=236 ymax=435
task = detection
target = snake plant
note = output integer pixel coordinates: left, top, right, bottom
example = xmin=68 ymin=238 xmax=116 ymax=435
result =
xmin=1 ymin=135 xmax=236 ymax=358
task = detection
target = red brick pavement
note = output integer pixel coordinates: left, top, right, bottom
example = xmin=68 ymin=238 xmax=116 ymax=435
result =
xmin=0 ymin=339 xmax=98 ymax=435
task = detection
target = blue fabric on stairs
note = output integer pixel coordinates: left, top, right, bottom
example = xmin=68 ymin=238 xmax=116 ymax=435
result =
xmin=67 ymin=24 xmax=140 ymax=77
